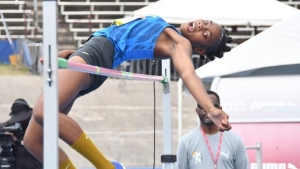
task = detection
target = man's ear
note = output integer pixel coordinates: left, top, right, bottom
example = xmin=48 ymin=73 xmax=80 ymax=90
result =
xmin=194 ymin=47 xmax=205 ymax=56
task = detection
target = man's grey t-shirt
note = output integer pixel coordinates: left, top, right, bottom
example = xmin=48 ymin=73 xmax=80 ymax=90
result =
xmin=176 ymin=126 xmax=249 ymax=169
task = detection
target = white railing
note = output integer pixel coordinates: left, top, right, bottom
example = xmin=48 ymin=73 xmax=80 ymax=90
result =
xmin=0 ymin=18 xmax=33 ymax=22
xmin=0 ymin=1 xmax=38 ymax=41
xmin=0 ymin=0 xmax=27 ymax=10
xmin=57 ymin=0 xmax=153 ymax=23
xmin=0 ymin=9 xmax=31 ymax=13
xmin=246 ymin=143 xmax=262 ymax=169
xmin=0 ymin=34 xmax=42 ymax=39
xmin=57 ymin=1 xmax=153 ymax=7
xmin=57 ymin=0 xmax=155 ymax=47
xmin=0 ymin=0 xmax=27 ymax=4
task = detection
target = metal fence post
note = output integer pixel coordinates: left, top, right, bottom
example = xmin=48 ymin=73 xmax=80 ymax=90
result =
xmin=256 ymin=143 xmax=262 ymax=169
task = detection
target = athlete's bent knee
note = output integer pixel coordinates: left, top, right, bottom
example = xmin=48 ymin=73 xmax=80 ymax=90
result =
xmin=32 ymin=102 xmax=44 ymax=126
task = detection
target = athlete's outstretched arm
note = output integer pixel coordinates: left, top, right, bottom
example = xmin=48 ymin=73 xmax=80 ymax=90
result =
xmin=165 ymin=30 xmax=231 ymax=131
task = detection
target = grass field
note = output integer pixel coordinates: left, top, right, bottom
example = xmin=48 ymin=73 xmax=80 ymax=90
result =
xmin=0 ymin=64 xmax=31 ymax=75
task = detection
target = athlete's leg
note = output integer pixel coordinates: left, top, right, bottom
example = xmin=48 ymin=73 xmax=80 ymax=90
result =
xmin=63 ymin=37 xmax=116 ymax=169
xmin=23 ymin=100 xmax=76 ymax=168
xmin=24 ymin=54 xmax=117 ymax=169
xmin=23 ymin=56 xmax=90 ymax=165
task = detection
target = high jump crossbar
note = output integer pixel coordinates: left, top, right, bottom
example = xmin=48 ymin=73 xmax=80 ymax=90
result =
xmin=58 ymin=58 xmax=168 ymax=83
xmin=43 ymin=1 xmax=176 ymax=169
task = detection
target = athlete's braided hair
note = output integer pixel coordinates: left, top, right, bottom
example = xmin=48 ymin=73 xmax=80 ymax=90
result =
xmin=201 ymin=28 xmax=233 ymax=61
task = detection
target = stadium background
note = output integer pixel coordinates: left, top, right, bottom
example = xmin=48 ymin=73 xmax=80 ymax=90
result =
xmin=0 ymin=0 xmax=299 ymax=168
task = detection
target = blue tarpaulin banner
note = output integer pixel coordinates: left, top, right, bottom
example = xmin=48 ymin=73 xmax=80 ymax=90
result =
xmin=0 ymin=40 xmax=18 ymax=64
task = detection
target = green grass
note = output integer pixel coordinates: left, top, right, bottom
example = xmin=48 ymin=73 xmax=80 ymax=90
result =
xmin=0 ymin=64 xmax=31 ymax=75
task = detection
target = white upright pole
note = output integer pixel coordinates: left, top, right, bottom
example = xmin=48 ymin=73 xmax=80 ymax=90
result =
xmin=177 ymin=79 xmax=183 ymax=141
xmin=161 ymin=60 xmax=175 ymax=169
xmin=43 ymin=0 xmax=59 ymax=169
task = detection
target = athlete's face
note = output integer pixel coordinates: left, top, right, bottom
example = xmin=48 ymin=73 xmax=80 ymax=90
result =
xmin=180 ymin=19 xmax=222 ymax=53
xmin=196 ymin=94 xmax=221 ymax=125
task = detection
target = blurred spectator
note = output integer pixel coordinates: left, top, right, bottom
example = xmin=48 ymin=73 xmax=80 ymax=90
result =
xmin=176 ymin=90 xmax=249 ymax=169
xmin=0 ymin=98 xmax=43 ymax=169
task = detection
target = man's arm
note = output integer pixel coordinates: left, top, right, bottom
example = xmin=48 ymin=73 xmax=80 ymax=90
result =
xmin=234 ymin=137 xmax=250 ymax=169
xmin=164 ymin=29 xmax=230 ymax=131
xmin=176 ymin=140 xmax=189 ymax=169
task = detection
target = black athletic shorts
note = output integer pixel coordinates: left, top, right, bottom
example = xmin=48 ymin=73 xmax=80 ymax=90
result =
xmin=70 ymin=36 xmax=114 ymax=97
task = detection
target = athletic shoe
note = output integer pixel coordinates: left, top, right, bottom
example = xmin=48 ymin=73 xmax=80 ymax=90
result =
xmin=111 ymin=161 xmax=126 ymax=169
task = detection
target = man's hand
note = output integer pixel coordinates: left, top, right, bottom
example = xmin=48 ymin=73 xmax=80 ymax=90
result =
xmin=207 ymin=108 xmax=231 ymax=131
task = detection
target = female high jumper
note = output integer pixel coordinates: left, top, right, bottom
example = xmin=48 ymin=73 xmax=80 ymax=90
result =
xmin=24 ymin=15 xmax=233 ymax=169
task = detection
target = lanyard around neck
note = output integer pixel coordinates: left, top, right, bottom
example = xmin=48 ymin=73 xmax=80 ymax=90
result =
xmin=200 ymin=126 xmax=223 ymax=169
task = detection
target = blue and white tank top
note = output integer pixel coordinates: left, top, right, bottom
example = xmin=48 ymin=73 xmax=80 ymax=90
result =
xmin=92 ymin=15 xmax=179 ymax=68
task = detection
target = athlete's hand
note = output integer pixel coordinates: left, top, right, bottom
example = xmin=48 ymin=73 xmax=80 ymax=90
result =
xmin=207 ymin=107 xmax=231 ymax=131
xmin=39 ymin=57 xmax=44 ymax=65
xmin=39 ymin=50 xmax=75 ymax=65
